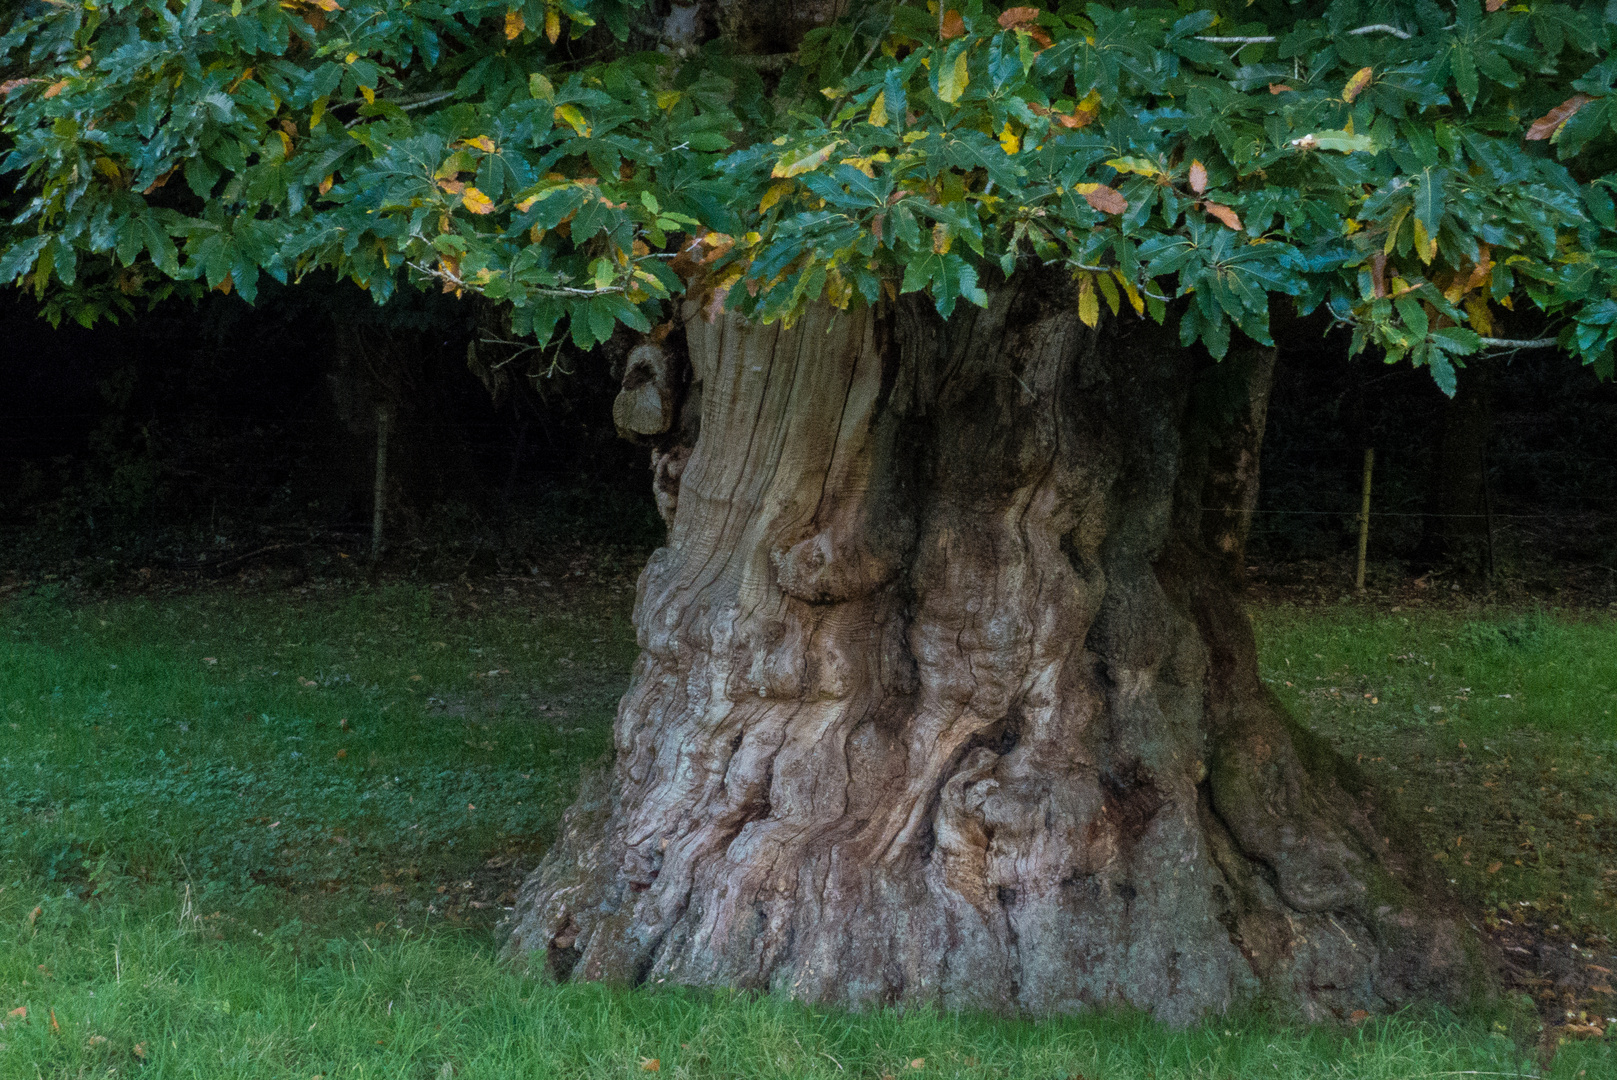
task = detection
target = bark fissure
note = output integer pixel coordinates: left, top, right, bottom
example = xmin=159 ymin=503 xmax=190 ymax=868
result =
xmin=507 ymin=280 xmax=1482 ymax=1023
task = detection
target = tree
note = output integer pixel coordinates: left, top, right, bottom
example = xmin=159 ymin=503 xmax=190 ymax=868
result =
xmin=6 ymin=0 xmax=1616 ymax=1022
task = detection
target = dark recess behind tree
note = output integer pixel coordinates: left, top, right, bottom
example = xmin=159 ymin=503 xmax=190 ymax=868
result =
xmin=1 ymin=292 xmax=1613 ymax=587
xmin=0 ymin=283 xmax=660 ymax=579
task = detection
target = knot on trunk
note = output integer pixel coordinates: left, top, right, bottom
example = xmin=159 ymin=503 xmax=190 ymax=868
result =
xmin=771 ymin=529 xmax=898 ymax=604
xmin=614 ymin=342 xmax=682 ymax=439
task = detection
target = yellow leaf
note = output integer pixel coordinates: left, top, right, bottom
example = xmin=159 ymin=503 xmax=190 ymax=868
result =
xmin=1188 ymin=159 xmax=1207 ymax=194
xmin=937 ymin=49 xmax=970 ymax=104
xmin=360 ymin=85 xmax=375 ymax=104
xmin=771 ymin=141 xmax=839 ymax=178
xmin=310 ymin=96 xmax=327 ymax=128
xmin=309 ymin=0 xmax=342 ymax=10
xmin=505 ymin=9 xmax=524 ymax=39
xmin=462 ymin=187 xmax=495 ymax=214
xmin=1411 ymin=218 xmax=1437 ymax=264
xmin=932 ymin=222 xmax=952 ymax=254
xmin=318 ymin=174 xmax=334 ymax=195
xmin=1077 ymin=274 xmax=1099 ymax=327
xmin=1465 ymin=295 xmax=1493 ymax=335
xmin=545 ymin=3 xmax=561 ymax=43
xmin=1105 ymin=156 xmax=1159 ymax=178
xmin=759 ymin=180 xmax=793 ymax=212
xmin=553 ymin=104 xmax=591 ymax=137
xmin=656 ymin=90 xmax=682 ymax=110
xmin=1096 ymin=270 xmax=1120 ymax=314
xmin=276 ymin=129 xmax=294 ymax=156
xmin=1341 ymin=66 xmax=1374 ymax=103
xmin=465 ymin=135 xmax=497 ymax=153
xmin=1113 ymin=269 xmax=1145 ymax=315
xmin=344 ymin=52 xmax=359 ymax=64
xmin=1382 ymin=204 xmax=1410 ymax=255
xmin=998 ymin=123 xmax=1020 ymax=155
xmin=869 ymin=90 xmax=888 ymax=127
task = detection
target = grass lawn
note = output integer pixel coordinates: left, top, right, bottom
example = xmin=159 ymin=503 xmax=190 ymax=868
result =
xmin=1 ymin=573 xmax=1613 ymax=1078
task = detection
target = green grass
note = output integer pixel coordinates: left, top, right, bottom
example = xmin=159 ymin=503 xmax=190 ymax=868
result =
xmin=0 ymin=581 xmax=1612 ymax=1078
xmin=1254 ymin=604 xmax=1617 ymax=942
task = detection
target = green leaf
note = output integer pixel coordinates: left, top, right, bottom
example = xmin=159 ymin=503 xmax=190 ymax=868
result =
xmin=1452 ymin=45 xmax=1477 ymax=111
xmin=938 ymin=46 xmax=970 ymax=105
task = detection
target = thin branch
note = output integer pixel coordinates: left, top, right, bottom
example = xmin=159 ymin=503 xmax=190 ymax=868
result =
xmin=1478 ymin=335 xmax=1559 ymax=350
xmin=849 ymin=15 xmax=896 ymax=80
xmin=730 ymin=52 xmax=799 ymax=71
xmin=407 ymin=261 xmax=625 ymax=298
xmin=397 ymin=90 xmax=457 ymax=112
xmin=1198 ymin=23 xmax=1412 ymax=44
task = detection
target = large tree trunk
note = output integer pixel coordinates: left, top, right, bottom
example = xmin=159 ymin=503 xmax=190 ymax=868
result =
xmin=505 ymin=274 xmax=1483 ymax=1023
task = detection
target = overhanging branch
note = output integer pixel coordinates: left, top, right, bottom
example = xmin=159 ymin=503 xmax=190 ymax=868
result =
xmin=1198 ymin=23 xmax=1412 ymax=44
xmin=1478 ymin=336 xmax=1559 ymax=350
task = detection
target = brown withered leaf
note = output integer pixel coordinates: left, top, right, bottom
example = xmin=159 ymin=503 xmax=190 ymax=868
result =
xmin=941 ymin=10 xmax=966 ymax=39
xmin=1268 ymin=83 xmax=1294 ymax=94
xmin=1526 ymin=93 xmax=1595 ymax=141
xmin=997 ymin=7 xmax=1041 ymax=29
xmin=1342 ymin=67 xmax=1374 ymax=104
xmin=1077 ymin=184 xmax=1128 ymax=215
xmin=1202 ymin=202 xmax=1242 ymax=230
xmin=1188 ymin=159 xmax=1207 ymax=194
xmin=1370 ymin=251 xmax=1388 ymax=298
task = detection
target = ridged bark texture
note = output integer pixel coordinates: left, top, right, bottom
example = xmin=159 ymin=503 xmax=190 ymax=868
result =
xmin=506 ymin=275 xmax=1481 ymax=1024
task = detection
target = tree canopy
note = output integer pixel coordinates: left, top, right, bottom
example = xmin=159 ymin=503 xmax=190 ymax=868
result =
xmin=5 ymin=0 xmax=1617 ymax=392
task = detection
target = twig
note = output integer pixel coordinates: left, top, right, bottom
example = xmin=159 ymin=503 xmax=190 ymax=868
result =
xmin=408 ymin=261 xmax=626 ymax=298
xmin=1198 ymin=23 xmax=1412 ymax=44
xmin=1477 ymin=336 xmax=1558 ymax=350
xmin=730 ymin=52 xmax=799 ymax=71
xmin=849 ymin=15 xmax=896 ymax=80
xmin=205 ymin=543 xmax=295 ymax=572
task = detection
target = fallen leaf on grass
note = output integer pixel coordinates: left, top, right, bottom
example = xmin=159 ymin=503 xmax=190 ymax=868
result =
xmin=639 ymin=1059 xmax=660 ymax=1072
xmin=6 ymin=1008 xmax=24 ymax=1020
xmin=133 ymin=1042 xmax=146 ymax=1059
xmin=26 ymin=906 xmax=40 ymax=927
xmin=1487 ymin=861 xmax=1503 ymax=874
xmin=909 ymin=1058 xmax=925 ymax=1069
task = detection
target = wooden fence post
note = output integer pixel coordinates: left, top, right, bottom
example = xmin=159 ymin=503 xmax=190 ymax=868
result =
xmin=1355 ymin=447 xmax=1374 ymax=592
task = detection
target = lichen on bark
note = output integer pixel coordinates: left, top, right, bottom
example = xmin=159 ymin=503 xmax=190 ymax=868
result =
xmin=505 ymin=273 xmax=1484 ymax=1023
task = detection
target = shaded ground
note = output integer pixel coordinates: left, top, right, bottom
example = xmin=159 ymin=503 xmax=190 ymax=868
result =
xmin=1 ymin=556 xmax=1614 ymax=1075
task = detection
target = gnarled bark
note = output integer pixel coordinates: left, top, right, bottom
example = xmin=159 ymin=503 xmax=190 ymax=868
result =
xmin=505 ymin=274 xmax=1482 ymax=1023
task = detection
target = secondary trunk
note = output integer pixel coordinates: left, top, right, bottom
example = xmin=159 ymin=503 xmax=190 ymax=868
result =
xmin=505 ymin=273 xmax=1482 ymax=1023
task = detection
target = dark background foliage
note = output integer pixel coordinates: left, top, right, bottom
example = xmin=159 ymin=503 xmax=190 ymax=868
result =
xmin=2 ymin=290 xmax=1614 ymax=597
xmin=0 ymin=286 xmax=661 ymax=585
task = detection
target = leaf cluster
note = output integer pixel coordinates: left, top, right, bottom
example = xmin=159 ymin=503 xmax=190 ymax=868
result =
xmin=6 ymin=0 xmax=1617 ymax=385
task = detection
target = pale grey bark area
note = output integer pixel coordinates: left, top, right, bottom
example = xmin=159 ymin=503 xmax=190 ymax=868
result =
xmin=506 ymin=276 xmax=1483 ymax=1023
